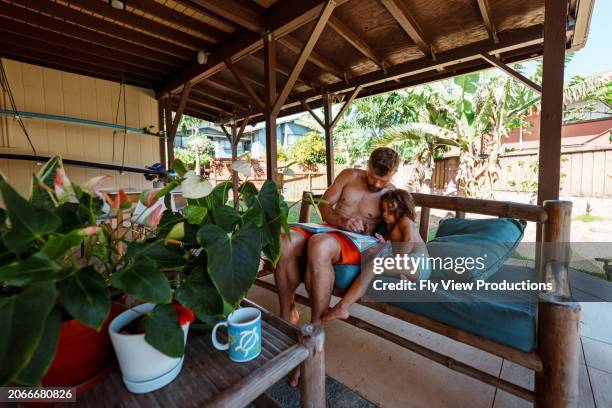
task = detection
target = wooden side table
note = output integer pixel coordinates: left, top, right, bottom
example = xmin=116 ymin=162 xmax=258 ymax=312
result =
xmin=66 ymin=299 xmax=325 ymax=408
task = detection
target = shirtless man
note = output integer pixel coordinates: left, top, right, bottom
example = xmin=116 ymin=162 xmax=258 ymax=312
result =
xmin=274 ymin=147 xmax=400 ymax=330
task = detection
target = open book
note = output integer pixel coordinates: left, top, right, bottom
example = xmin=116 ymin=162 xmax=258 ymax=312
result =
xmin=291 ymin=222 xmax=380 ymax=252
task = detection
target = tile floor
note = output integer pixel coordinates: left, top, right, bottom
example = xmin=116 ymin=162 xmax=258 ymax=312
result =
xmin=247 ymin=281 xmax=612 ymax=408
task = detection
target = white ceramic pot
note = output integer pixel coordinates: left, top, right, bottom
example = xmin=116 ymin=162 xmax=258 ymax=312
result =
xmin=109 ymin=303 xmax=190 ymax=393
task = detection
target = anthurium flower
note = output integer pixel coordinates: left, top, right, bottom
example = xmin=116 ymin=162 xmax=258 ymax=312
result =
xmin=83 ymin=175 xmax=111 ymax=195
xmin=231 ymin=160 xmax=252 ymax=177
xmin=181 ymin=172 xmax=212 ymax=199
xmin=80 ymin=226 xmax=100 ymax=236
xmin=54 ymin=168 xmax=77 ymax=204
xmin=143 ymin=189 xmax=159 ymax=208
xmin=173 ymin=301 xmax=195 ymax=326
xmin=145 ymin=205 xmax=164 ymax=228
xmin=113 ymin=189 xmax=131 ymax=210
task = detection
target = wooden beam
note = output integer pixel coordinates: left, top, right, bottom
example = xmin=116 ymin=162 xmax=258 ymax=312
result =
xmin=225 ymin=61 xmax=265 ymax=111
xmin=301 ymin=101 xmax=325 ymax=128
xmin=0 ymin=3 xmax=185 ymax=69
xmin=537 ymin=0 xmax=568 ymax=204
xmin=330 ymin=86 xmax=361 ymax=129
xmin=171 ymin=0 xmax=236 ymax=29
xmin=323 ymin=93 xmax=334 ymax=186
xmin=127 ymin=0 xmax=228 ymax=41
xmin=278 ymin=35 xmax=347 ymax=80
xmin=160 ymin=0 xmax=351 ymax=96
xmin=10 ymin=0 xmax=195 ymax=60
xmin=264 ymin=34 xmax=278 ymax=182
xmin=206 ymin=78 xmax=252 ymax=101
xmin=249 ymin=53 xmax=314 ymax=89
xmin=188 ymin=0 xmax=265 ymax=33
xmin=328 ymin=14 xmax=387 ymax=69
xmin=158 ymin=101 xmax=167 ymax=169
xmin=476 ymin=0 xmax=499 ymax=43
xmin=191 ymin=88 xmax=248 ymax=113
xmin=479 ymin=53 xmax=542 ymax=93
xmin=379 ymin=0 xmax=434 ymax=57
xmin=169 ymin=82 xmax=193 ymax=139
xmin=68 ymin=0 xmax=214 ymax=50
xmin=272 ymin=0 xmax=336 ymax=117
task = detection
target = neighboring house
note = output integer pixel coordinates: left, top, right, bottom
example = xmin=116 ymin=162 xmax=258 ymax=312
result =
xmin=174 ymin=125 xmax=252 ymax=159
xmin=245 ymin=113 xmax=318 ymax=159
xmin=174 ymin=113 xmax=318 ymax=159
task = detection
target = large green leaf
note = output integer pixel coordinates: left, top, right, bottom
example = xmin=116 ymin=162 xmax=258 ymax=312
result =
xmin=239 ymin=181 xmax=258 ymax=207
xmin=251 ymin=180 xmax=282 ymax=265
xmin=184 ymin=205 xmax=207 ymax=225
xmin=197 ymin=222 xmax=261 ymax=306
xmin=205 ymin=182 xmax=232 ymax=210
xmin=0 ymin=283 xmax=57 ymax=386
xmin=175 ymin=265 xmax=223 ymax=318
xmin=0 ymin=254 xmax=64 ymax=286
xmin=0 ymin=180 xmax=61 ymax=253
xmin=41 ymin=231 xmax=86 ymax=259
xmin=127 ymin=241 xmax=186 ymax=269
xmin=155 ymin=210 xmax=183 ymax=238
xmin=60 ymin=266 xmax=110 ymax=329
xmin=212 ymin=205 xmax=241 ymax=232
xmin=30 ymin=156 xmax=62 ymax=210
xmin=111 ymin=257 xmax=172 ymax=304
xmin=15 ymin=306 xmax=62 ymax=385
xmin=144 ymin=304 xmax=185 ymax=358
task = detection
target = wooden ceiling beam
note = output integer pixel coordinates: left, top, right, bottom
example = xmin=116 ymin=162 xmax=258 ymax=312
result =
xmin=379 ymin=0 xmax=434 ymax=58
xmin=0 ymin=42 xmax=157 ymax=86
xmin=160 ymin=0 xmax=352 ymax=96
xmin=272 ymin=0 xmax=336 ymax=117
xmin=301 ymin=101 xmax=325 ymax=128
xmin=278 ymin=35 xmax=347 ymax=80
xmin=330 ymin=85 xmax=361 ymax=129
xmin=0 ymin=51 xmax=154 ymax=89
xmin=127 ymin=0 xmax=228 ymax=42
xmin=0 ymin=3 xmax=186 ymax=69
xmin=479 ymin=53 xmax=541 ymax=92
xmin=328 ymin=14 xmax=388 ymax=69
xmin=171 ymin=0 xmax=237 ymax=29
xmin=10 ymin=0 xmax=195 ymax=60
xmin=188 ymin=94 xmax=238 ymax=114
xmin=0 ymin=17 xmax=174 ymax=77
xmin=169 ymin=82 xmax=193 ymax=139
xmin=0 ymin=28 xmax=167 ymax=81
xmin=68 ymin=0 xmax=213 ymax=51
xmin=249 ymin=53 xmax=315 ymax=90
xmin=190 ymin=87 xmax=248 ymax=112
xmin=225 ymin=61 xmax=265 ymax=111
xmin=206 ymin=78 xmax=252 ymax=101
xmin=256 ymin=25 xmax=545 ymax=116
xmin=187 ymin=0 xmax=265 ymax=33
xmin=476 ymin=0 xmax=499 ymax=43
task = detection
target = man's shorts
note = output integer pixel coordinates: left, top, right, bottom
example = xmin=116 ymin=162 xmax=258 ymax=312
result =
xmin=289 ymin=224 xmax=361 ymax=265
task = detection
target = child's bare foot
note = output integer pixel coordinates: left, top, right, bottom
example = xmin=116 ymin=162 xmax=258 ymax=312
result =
xmin=289 ymin=367 xmax=300 ymax=387
xmin=321 ymin=302 xmax=350 ymax=322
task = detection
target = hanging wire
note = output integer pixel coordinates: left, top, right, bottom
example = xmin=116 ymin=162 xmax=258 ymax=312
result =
xmin=0 ymin=58 xmax=40 ymax=164
xmin=111 ymin=78 xmax=124 ymax=162
xmin=120 ymin=79 xmax=128 ymax=175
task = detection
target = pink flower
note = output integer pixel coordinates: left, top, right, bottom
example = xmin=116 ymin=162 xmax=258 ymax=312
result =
xmin=84 ymin=175 xmax=111 ymax=195
xmin=146 ymin=205 xmax=163 ymax=228
xmin=144 ymin=189 xmax=159 ymax=208
xmin=53 ymin=168 xmax=77 ymax=204
xmin=81 ymin=226 xmax=100 ymax=236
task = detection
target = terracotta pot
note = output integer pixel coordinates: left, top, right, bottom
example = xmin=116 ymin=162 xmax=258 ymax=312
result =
xmin=42 ymin=303 xmax=125 ymax=391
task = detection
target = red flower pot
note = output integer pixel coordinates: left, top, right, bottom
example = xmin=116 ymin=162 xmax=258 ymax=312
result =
xmin=42 ymin=303 xmax=124 ymax=391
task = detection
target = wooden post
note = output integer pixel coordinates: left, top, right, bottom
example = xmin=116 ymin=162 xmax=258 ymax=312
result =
xmin=537 ymin=0 xmax=567 ymax=205
xmin=535 ymin=199 xmax=578 ymax=407
xmin=323 ymin=92 xmax=334 ymax=187
xmin=264 ymin=33 xmax=278 ymax=183
xmin=231 ymin=123 xmax=240 ymax=210
xmin=541 ymin=200 xmax=572 ymax=296
xmin=164 ymin=97 xmax=174 ymax=166
xmin=419 ymin=207 xmax=430 ymax=242
xmin=157 ymin=100 xmax=167 ymax=169
xmin=535 ymin=297 xmax=581 ymax=408
xmin=299 ymin=324 xmax=325 ymax=408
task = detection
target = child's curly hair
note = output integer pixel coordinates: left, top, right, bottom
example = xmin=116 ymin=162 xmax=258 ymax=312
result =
xmin=381 ymin=189 xmax=416 ymax=221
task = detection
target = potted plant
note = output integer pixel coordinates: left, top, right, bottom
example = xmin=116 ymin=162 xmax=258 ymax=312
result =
xmin=0 ymin=156 xmax=189 ymax=392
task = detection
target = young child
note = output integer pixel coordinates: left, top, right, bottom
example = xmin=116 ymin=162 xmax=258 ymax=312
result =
xmin=322 ymin=189 xmax=429 ymax=322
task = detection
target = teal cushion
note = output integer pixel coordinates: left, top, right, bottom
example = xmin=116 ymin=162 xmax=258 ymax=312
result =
xmin=427 ymin=218 xmax=526 ymax=281
xmin=334 ymin=264 xmax=362 ymax=290
xmin=385 ymin=264 xmax=538 ymax=351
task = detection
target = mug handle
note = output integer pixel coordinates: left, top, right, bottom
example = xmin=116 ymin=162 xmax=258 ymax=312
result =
xmin=212 ymin=321 xmax=229 ymax=351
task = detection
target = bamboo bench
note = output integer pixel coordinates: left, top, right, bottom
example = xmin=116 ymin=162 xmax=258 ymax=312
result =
xmin=256 ymin=191 xmax=579 ymax=408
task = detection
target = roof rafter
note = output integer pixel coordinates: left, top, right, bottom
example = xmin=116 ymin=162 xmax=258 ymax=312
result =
xmin=187 ymin=0 xmax=265 ymax=33
xmin=476 ymin=0 xmax=499 ymax=43
xmin=479 ymin=53 xmax=541 ymax=92
xmin=225 ymin=60 xmax=265 ymax=111
xmin=249 ymin=53 xmax=315 ymax=90
xmin=278 ymin=35 xmax=347 ymax=80
xmin=379 ymin=0 xmax=434 ymax=58
xmin=328 ymin=14 xmax=388 ymax=69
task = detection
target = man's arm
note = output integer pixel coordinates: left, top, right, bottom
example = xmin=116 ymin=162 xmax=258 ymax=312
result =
xmin=318 ymin=169 xmax=364 ymax=232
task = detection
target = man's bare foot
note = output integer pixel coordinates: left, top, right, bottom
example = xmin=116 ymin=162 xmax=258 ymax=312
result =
xmin=288 ymin=304 xmax=300 ymax=325
xmin=321 ymin=302 xmax=350 ymax=322
xmin=289 ymin=367 xmax=300 ymax=387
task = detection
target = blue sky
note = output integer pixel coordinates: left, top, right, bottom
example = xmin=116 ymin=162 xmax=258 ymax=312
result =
xmin=564 ymin=0 xmax=612 ymax=78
